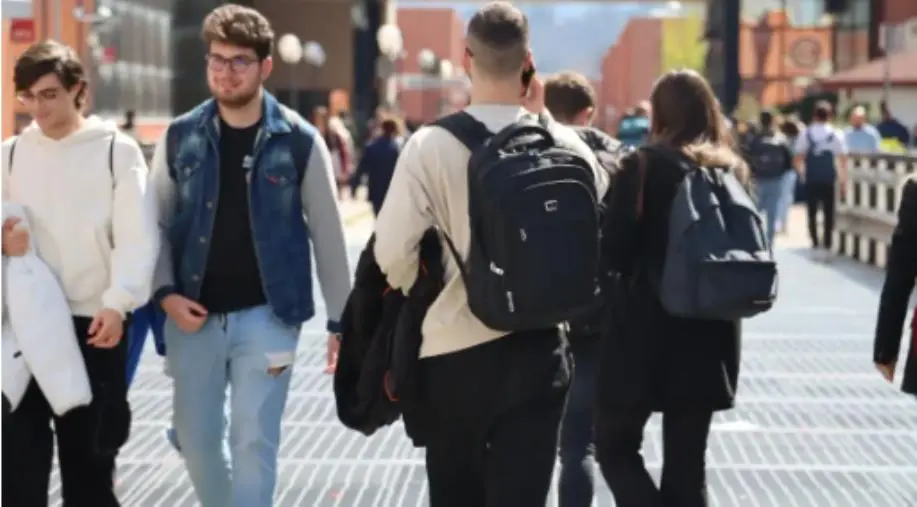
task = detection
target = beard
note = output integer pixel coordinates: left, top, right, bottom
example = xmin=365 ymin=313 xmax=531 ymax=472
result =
xmin=211 ymin=83 xmax=260 ymax=110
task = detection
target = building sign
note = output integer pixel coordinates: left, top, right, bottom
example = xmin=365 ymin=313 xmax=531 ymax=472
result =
xmin=9 ymin=18 xmax=35 ymax=43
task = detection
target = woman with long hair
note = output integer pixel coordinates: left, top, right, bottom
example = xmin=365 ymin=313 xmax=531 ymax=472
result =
xmin=594 ymin=69 xmax=745 ymax=507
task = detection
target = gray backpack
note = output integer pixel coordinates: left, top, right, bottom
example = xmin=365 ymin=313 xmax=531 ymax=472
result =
xmin=637 ymin=148 xmax=777 ymax=320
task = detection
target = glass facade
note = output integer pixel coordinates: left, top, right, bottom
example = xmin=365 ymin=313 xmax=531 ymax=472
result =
xmin=91 ymin=0 xmax=173 ymax=118
xmin=834 ymin=0 xmax=873 ymax=72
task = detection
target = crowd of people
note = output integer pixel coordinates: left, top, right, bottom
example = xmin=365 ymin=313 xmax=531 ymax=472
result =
xmin=1 ymin=2 xmax=915 ymax=507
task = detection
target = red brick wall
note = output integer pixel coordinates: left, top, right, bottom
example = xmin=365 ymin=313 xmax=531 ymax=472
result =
xmin=598 ymin=18 xmax=661 ymax=133
xmin=883 ymin=0 xmax=917 ymax=24
xmin=398 ymin=8 xmax=465 ymax=123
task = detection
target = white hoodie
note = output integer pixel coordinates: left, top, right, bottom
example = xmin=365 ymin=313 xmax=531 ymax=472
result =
xmin=1 ymin=116 xmax=159 ymax=318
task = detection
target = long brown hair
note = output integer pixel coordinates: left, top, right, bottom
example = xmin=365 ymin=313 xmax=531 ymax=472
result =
xmin=649 ymin=69 xmax=748 ymax=181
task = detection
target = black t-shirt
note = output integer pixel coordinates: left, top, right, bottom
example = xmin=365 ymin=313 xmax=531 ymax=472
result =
xmin=198 ymin=119 xmax=267 ymax=313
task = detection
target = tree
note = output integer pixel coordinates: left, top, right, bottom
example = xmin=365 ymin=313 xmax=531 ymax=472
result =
xmin=660 ymin=15 xmax=707 ymax=73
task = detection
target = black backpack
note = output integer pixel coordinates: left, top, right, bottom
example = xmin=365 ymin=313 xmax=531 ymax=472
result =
xmin=747 ymin=132 xmax=791 ymax=179
xmin=638 ymin=147 xmax=777 ymax=320
xmin=434 ymin=112 xmax=602 ymax=331
xmin=567 ymin=126 xmax=630 ymax=338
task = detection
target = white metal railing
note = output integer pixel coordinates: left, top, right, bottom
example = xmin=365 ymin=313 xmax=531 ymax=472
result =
xmin=835 ymin=153 xmax=917 ymax=267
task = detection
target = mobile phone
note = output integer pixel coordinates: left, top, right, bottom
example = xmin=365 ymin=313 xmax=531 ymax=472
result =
xmin=521 ymin=63 xmax=536 ymax=94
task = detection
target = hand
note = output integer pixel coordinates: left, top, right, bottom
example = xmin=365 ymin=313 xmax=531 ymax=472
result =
xmin=324 ymin=333 xmax=340 ymax=374
xmin=2 ymin=217 xmax=29 ymax=257
xmin=87 ymin=308 xmax=124 ymax=349
xmin=522 ymin=75 xmax=545 ymax=114
xmin=876 ymin=361 xmax=896 ymax=383
xmin=161 ymin=294 xmax=208 ymax=333
xmin=838 ymin=177 xmax=848 ymax=197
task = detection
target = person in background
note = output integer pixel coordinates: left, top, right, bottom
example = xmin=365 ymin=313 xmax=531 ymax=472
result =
xmin=617 ymin=101 xmax=650 ymax=148
xmin=543 ymin=70 xmax=620 ymax=507
xmin=777 ymin=117 xmax=801 ymax=234
xmin=793 ymin=101 xmax=848 ymax=262
xmin=876 ymin=100 xmax=911 ymax=147
xmin=595 ymin=69 xmax=743 ymax=507
xmin=119 ymin=109 xmax=137 ymax=139
xmin=873 ymin=173 xmax=916 ymax=397
xmin=350 ymin=115 xmax=403 ymax=215
xmin=313 ymin=106 xmax=352 ymax=200
xmin=746 ymin=111 xmax=794 ymax=245
xmin=844 ymin=105 xmax=881 ymax=153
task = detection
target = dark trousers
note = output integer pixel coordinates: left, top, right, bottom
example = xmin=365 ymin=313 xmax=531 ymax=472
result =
xmin=558 ymin=336 xmax=599 ymax=507
xmin=805 ymin=181 xmax=836 ymax=249
xmin=2 ymin=316 xmax=131 ymax=507
xmin=421 ymin=328 xmax=571 ymax=507
xmin=596 ymin=407 xmax=714 ymax=507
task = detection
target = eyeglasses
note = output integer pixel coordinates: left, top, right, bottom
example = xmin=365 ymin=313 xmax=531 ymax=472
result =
xmin=205 ymin=54 xmax=258 ymax=73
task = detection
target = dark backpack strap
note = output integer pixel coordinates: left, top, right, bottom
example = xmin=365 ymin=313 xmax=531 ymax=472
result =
xmin=430 ymin=112 xmax=490 ymax=282
xmin=432 ymin=112 xmax=491 ymax=153
xmin=109 ymin=133 xmax=116 ymax=177
xmin=7 ymin=137 xmax=18 ymax=173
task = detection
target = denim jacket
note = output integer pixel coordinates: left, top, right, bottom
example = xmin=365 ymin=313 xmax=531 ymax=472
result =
xmin=150 ymin=92 xmax=352 ymax=331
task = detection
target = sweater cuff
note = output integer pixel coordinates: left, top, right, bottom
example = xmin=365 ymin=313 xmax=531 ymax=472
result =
xmin=153 ymin=286 xmax=177 ymax=307
xmin=326 ymin=320 xmax=342 ymax=334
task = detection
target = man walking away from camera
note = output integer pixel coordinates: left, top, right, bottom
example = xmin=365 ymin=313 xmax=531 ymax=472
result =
xmin=373 ymin=3 xmax=608 ymax=506
xmin=747 ymin=111 xmax=794 ymax=245
xmin=544 ymin=70 xmax=622 ymax=507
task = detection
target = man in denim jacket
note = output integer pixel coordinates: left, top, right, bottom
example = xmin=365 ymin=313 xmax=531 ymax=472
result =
xmin=148 ymin=5 xmax=351 ymax=506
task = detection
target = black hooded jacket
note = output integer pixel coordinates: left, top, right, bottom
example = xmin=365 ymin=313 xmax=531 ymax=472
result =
xmin=333 ymin=229 xmax=445 ymax=446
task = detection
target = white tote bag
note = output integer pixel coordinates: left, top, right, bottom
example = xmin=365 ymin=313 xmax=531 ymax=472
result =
xmin=2 ymin=203 xmax=93 ymax=415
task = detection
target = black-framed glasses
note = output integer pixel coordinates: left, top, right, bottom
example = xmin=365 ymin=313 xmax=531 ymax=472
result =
xmin=205 ymin=54 xmax=258 ymax=73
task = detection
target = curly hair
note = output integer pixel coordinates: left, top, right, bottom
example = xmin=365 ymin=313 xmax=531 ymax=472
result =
xmin=201 ymin=4 xmax=274 ymax=60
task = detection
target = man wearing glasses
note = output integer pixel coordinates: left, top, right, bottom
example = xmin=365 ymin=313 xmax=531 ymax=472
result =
xmin=2 ymin=41 xmax=158 ymax=506
xmin=149 ymin=5 xmax=351 ymax=506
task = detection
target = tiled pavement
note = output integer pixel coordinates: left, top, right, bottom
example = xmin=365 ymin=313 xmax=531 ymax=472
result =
xmin=50 ymin=217 xmax=917 ymax=506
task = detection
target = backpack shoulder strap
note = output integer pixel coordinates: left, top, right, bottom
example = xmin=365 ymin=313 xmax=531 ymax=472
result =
xmin=165 ymin=124 xmax=181 ymax=181
xmin=7 ymin=137 xmax=18 ymax=173
xmin=289 ymin=127 xmax=311 ymax=184
xmin=109 ymin=133 xmax=116 ymax=177
xmin=433 ymin=112 xmax=491 ymax=153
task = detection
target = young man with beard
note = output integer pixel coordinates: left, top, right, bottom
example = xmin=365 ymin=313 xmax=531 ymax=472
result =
xmin=2 ymin=40 xmax=159 ymax=506
xmin=544 ymin=70 xmax=623 ymax=507
xmin=373 ymin=3 xmax=608 ymax=505
xmin=149 ymin=5 xmax=352 ymax=506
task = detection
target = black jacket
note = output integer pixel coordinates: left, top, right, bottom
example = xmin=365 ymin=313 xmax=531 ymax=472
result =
xmin=873 ymin=176 xmax=917 ymax=395
xmin=333 ymin=229 xmax=444 ymax=445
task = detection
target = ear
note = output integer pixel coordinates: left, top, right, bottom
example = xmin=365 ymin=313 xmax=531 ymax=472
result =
xmin=524 ymin=49 xmax=533 ymax=70
xmin=574 ymin=107 xmax=595 ymax=127
xmin=260 ymin=55 xmax=274 ymax=81
xmin=462 ymin=46 xmax=473 ymax=79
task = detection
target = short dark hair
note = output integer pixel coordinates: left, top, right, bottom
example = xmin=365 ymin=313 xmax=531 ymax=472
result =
xmin=466 ymin=1 xmax=529 ymax=79
xmin=380 ymin=116 xmax=403 ymax=137
xmin=201 ymin=4 xmax=274 ymax=60
xmin=813 ymin=101 xmax=832 ymax=122
xmin=759 ymin=110 xmax=774 ymax=128
xmin=544 ymin=71 xmax=595 ymax=122
xmin=14 ymin=40 xmax=86 ymax=107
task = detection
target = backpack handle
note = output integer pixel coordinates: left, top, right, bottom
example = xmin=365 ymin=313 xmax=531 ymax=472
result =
xmin=487 ymin=122 xmax=556 ymax=152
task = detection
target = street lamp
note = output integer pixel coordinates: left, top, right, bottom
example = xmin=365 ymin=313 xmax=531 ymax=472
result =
xmin=417 ymin=48 xmax=438 ymax=73
xmin=278 ymin=33 xmax=303 ymax=112
xmin=377 ymin=24 xmax=403 ymax=60
xmin=438 ymin=60 xmax=454 ymax=116
xmin=376 ymin=24 xmax=403 ymax=111
xmin=303 ymin=40 xmax=326 ymax=68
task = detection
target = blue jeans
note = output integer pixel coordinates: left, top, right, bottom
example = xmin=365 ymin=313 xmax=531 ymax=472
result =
xmin=558 ymin=336 xmax=599 ymax=507
xmin=165 ymin=304 xmax=300 ymax=507
xmin=778 ymin=171 xmax=798 ymax=230
xmin=755 ymin=176 xmax=784 ymax=245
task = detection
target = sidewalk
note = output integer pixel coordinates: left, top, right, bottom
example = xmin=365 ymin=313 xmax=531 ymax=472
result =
xmin=338 ymin=186 xmax=373 ymax=227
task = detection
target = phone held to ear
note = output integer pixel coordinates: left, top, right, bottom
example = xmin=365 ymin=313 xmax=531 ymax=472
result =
xmin=521 ymin=64 xmax=536 ymax=96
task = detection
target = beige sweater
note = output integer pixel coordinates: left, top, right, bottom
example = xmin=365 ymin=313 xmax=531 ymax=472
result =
xmin=373 ymin=105 xmax=609 ymax=358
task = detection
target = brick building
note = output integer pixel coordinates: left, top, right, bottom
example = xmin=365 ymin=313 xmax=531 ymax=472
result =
xmin=596 ymin=18 xmax=662 ymax=133
xmin=396 ymin=7 xmax=465 ymax=124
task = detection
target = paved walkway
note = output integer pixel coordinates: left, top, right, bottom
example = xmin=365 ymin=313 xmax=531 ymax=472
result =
xmin=49 ymin=212 xmax=917 ymax=506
